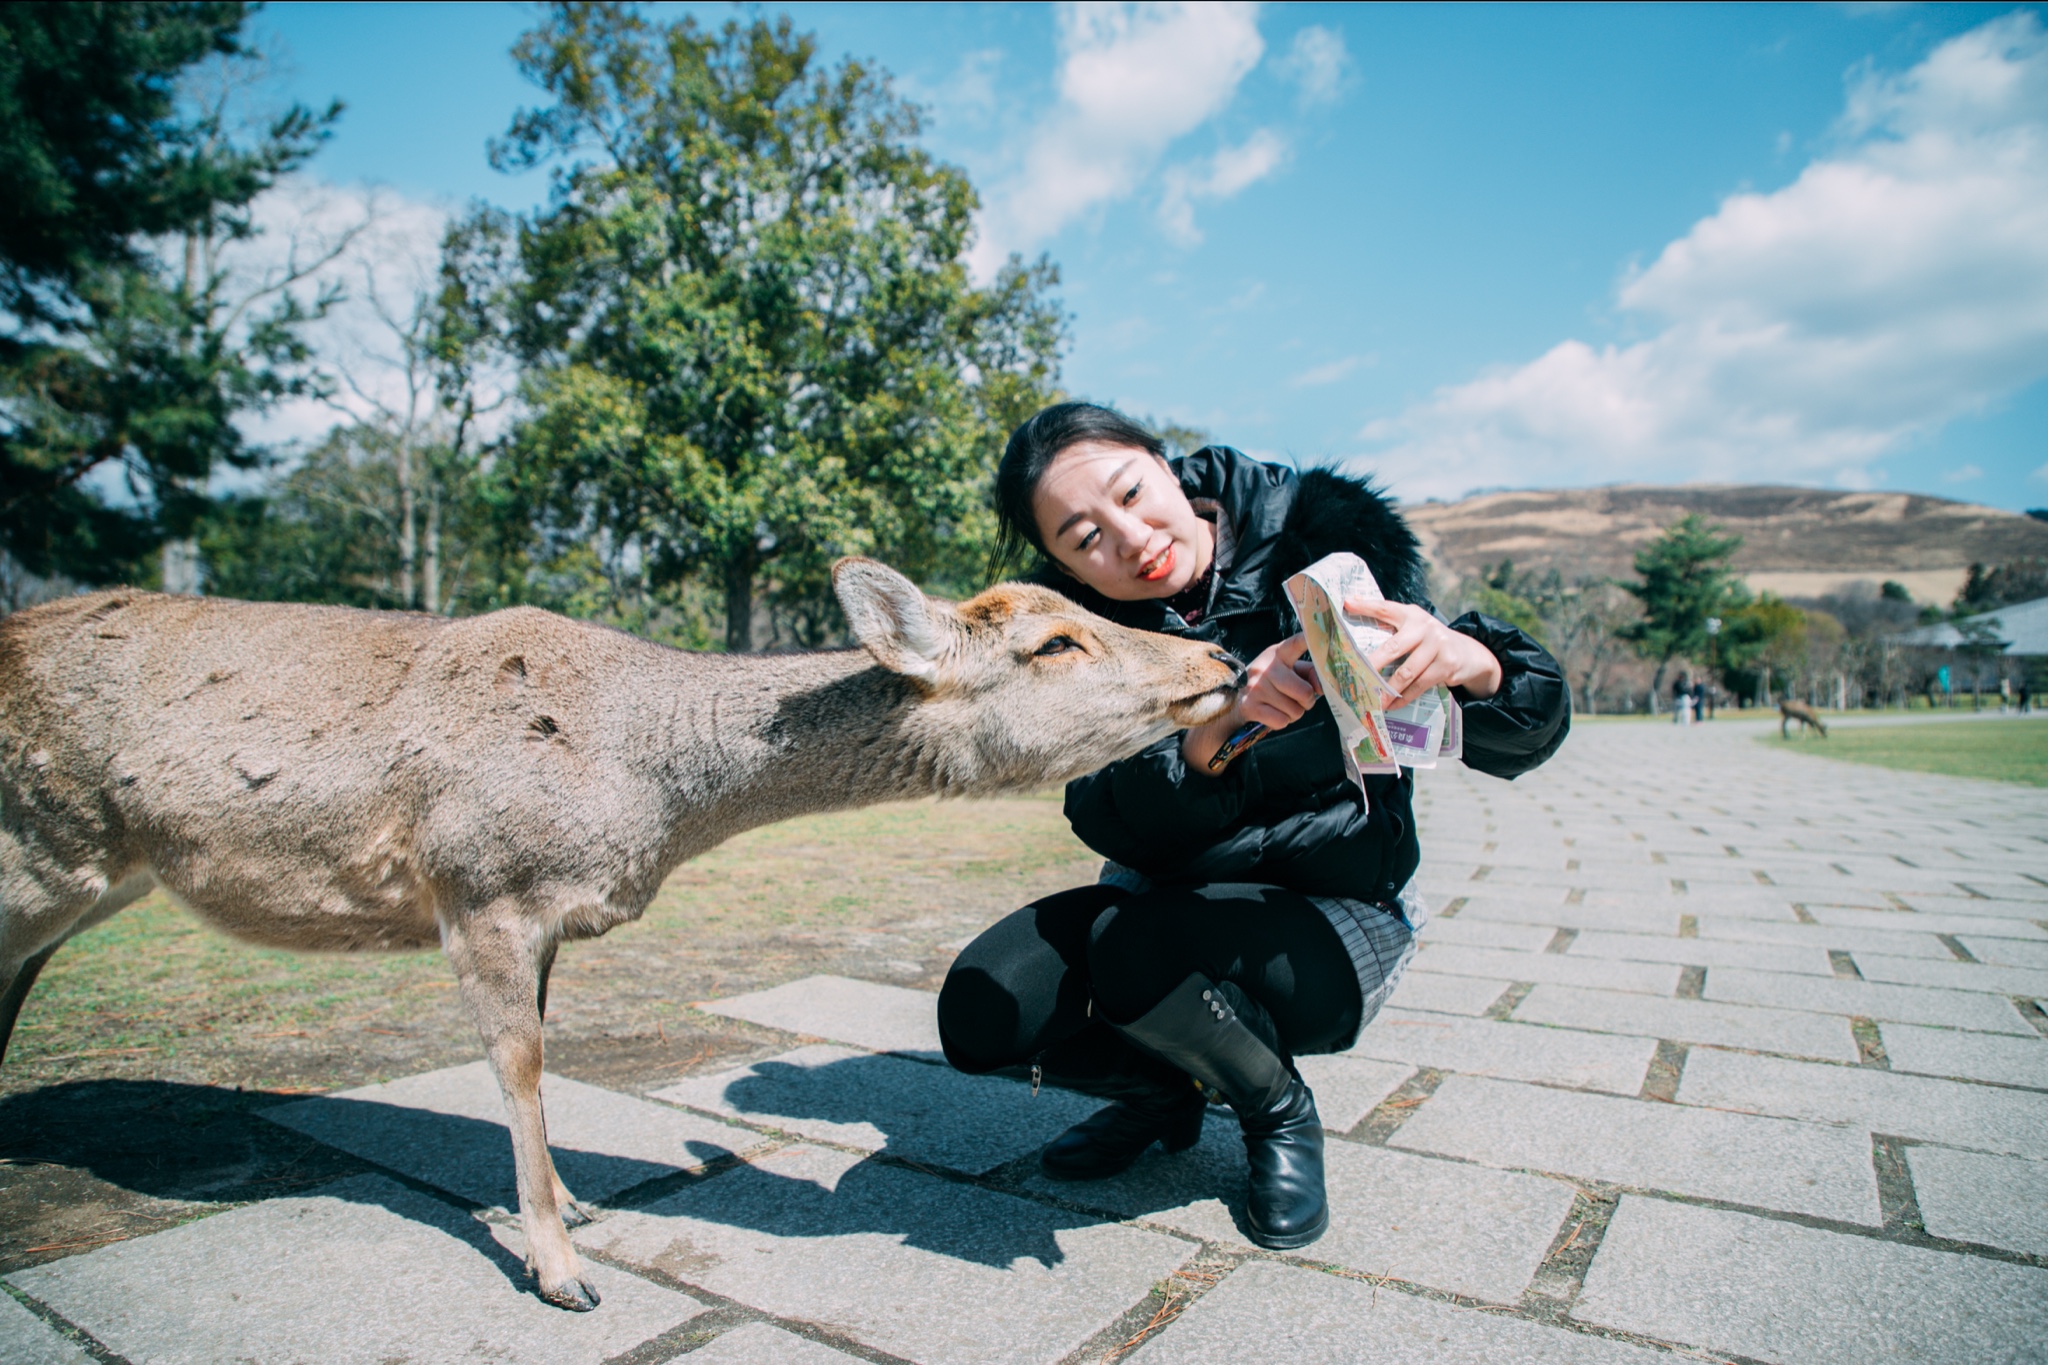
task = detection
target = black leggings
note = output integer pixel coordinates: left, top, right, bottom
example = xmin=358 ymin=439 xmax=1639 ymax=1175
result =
xmin=937 ymin=883 xmax=1365 ymax=1077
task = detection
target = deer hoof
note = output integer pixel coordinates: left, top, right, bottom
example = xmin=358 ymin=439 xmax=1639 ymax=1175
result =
xmin=559 ymin=1201 xmax=594 ymax=1230
xmin=540 ymin=1277 xmax=601 ymax=1312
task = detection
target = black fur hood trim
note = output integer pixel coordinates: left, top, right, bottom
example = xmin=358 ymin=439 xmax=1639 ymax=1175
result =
xmin=1267 ymin=466 xmax=1427 ymax=606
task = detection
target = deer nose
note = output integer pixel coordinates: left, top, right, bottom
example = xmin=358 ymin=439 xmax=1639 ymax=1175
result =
xmin=1207 ymin=648 xmax=1247 ymax=687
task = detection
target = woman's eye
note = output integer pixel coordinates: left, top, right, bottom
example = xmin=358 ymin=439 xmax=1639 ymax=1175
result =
xmin=1035 ymin=636 xmax=1078 ymax=657
xmin=1123 ymin=481 xmax=1141 ymax=504
xmin=1077 ymin=528 xmax=1099 ymax=550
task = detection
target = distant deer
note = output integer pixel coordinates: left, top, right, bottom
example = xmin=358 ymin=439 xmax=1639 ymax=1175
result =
xmin=0 ymin=559 xmax=1238 ymax=1310
xmin=1780 ymin=698 xmax=1828 ymax=738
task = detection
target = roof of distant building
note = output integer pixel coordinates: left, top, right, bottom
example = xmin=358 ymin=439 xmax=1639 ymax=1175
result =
xmin=1895 ymin=596 xmax=2048 ymax=656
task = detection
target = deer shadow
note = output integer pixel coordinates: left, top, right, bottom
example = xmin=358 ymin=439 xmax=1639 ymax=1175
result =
xmin=0 ymin=1053 xmax=1198 ymax=1284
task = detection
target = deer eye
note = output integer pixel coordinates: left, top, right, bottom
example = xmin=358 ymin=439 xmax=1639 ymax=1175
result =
xmin=1035 ymin=635 xmax=1080 ymax=657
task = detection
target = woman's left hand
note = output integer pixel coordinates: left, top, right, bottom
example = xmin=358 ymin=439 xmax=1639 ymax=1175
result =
xmin=1346 ymin=599 xmax=1502 ymax=710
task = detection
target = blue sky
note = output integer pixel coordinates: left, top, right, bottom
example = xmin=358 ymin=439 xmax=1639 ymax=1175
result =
xmin=251 ymin=2 xmax=2048 ymax=510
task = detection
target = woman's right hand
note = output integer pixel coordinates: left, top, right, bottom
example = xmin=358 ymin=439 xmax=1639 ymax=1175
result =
xmin=1183 ymin=634 xmax=1321 ymax=771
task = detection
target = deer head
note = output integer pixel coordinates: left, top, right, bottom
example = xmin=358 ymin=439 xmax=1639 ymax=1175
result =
xmin=833 ymin=558 xmax=1241 ymax=792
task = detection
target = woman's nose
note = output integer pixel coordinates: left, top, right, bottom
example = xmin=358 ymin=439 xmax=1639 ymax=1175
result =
xmin=1107 ymin=507 xmax=1151 ymax=558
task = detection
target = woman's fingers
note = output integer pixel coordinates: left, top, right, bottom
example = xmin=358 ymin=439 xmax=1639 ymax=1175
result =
xmin=1343 ymin=599 xmax=1499 ymax=706
xmin=1239 ymin=633 xmax=1320 ymax=729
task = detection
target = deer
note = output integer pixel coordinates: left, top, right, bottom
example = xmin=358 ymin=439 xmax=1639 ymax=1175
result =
xmin=1779 ymin=698 xmax=1829 ymax=739
xmin=0 ymin=558 xmax=1240 ymax=1310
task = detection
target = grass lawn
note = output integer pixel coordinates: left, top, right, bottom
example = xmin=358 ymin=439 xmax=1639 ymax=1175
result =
xmin=1760 ymin=717 xmax=2048 ymax=786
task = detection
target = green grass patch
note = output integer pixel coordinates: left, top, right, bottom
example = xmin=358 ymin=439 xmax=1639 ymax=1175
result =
xmin=1760 ymin=718 xmax=2048 ymax=787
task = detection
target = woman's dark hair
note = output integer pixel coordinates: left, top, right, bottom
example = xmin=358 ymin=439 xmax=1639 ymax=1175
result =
xmin=988 ymin=402 xmax=1165 ymax=581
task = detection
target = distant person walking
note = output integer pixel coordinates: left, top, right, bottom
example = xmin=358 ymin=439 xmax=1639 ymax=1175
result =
xmin=1673 ymin=675 xmax=1695 ymax=726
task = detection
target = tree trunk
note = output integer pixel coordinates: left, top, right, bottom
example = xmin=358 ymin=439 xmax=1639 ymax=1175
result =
xmin=397 ymin=442 xmax=418 ymax=610
xmin=724 ymin=553 xmax=756 ymax=653
xmin=423 ymin=485 xmax=441 ymax=615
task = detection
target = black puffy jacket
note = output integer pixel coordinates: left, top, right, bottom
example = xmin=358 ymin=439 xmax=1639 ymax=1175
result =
xmin=1040 ymin=447 xmax=1570 ymax=906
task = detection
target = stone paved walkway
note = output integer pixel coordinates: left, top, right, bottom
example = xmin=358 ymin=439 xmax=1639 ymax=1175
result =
xmin=7 ymin=717 xmax=2047 ymax=1364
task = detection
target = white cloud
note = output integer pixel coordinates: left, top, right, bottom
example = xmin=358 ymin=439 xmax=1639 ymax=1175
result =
xmin=1275 ymin=25 xmax=1353 ymax=108
xmin=1289 ymin=353 xmax=1375 ymax=388
xmin=1943 ymin=463 xmax=1985 ymax=482
xmin=1157 ymin=128 xmax=1289 ymax=243
xmin=1360 ymin=13 xmax=2048 ymax=499
xmin=968 ymin=2 xmax=1265 ymax=278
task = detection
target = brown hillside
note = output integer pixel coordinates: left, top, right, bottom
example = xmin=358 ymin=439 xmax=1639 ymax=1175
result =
xmin=1402 ymin=485 xmax=2048 ymax=604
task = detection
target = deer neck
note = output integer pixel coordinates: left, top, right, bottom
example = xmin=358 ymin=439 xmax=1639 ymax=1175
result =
xmin=646 ymin=649 xmax=966 ymax=854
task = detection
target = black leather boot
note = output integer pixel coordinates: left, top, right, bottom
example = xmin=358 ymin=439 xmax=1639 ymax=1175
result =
xmin=1114 ymin=974 xmax=1329 ymax=1250
xmin=1032 ymin=1026 xmax=1208 ymax=1180
xmin=1039 ymin=1075 xmax=1207 ymax=1180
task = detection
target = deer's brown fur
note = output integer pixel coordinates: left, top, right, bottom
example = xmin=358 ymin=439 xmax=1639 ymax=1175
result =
xmin=0 ymin=558 xmax=1237 ymax=1309
xmin=1779 ymin=699 xmax=1829 ymax=738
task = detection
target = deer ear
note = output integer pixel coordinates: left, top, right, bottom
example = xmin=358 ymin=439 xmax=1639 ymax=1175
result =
xmin=833 ymin=558 xmax=952 ymax=680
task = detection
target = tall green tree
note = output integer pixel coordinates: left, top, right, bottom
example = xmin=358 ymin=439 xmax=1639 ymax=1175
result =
xmin=1621 ymin=514 xmax=1748 ymax=705
xmin=0 ymin=2 xmax=338 ymax=585
xmin=491 ymin=3 xmax=1062 ymax=649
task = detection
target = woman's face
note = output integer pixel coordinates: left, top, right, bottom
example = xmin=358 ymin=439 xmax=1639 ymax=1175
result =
xmin=1030 ymin=441 xmax=1214 ymax=601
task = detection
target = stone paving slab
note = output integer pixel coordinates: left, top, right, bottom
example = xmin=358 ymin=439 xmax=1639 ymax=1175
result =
xmin=1511 ymin=983 xmax=1861 ymax=1061
xmin=1411 ymin=943 xmax=1682 ymax=994
xmin=1351 ymin=1009 xmax=1656 ymax=1093
xmin=1382 ymin=969 xmax=1511 ymax=1014
xmin=6 ymin=1175 xmax=709 ymax=1365
xmin=1694 ymin=916 xmax=1958 ymax=959
xmin=686 ymin=1322 xmax=866 ymax=1364
xmin=1963 ymin=935 xmax=2048 ymax=967
xmin=1906 ymin=1147 xmax=2048 ymax=1255
xmin=1291 ymin=1053 xmax=1416 ymax=1130
xmin=1416 ymin=917 xmax=1560 ymax=951
xmin=1677 ymin=1049 xmax=2048 ymax=1158
xmin=1391 ymin=1074 xmax=1880 ymax=1223
xmin=1703 ymin=966 xmax=2036 ymax=1033
xmin=1878 ymin=1022 xmax=2048 ymax=1089
xmin=1852 ymin=952 xmax=2048 ymax=998
xmin=1125 ymin=1258 xmax=1670 ymax=1365
xmin=0 ymin=1294 xmax=90 ymax=1365
xmin=266 ymin=1060 xmax=762 ymax=1209
xmin=1574 ymin=1196 xmax=2048 ymax=1365
xmin=694 ymin=974 xmax=944 ymax=1056
xmin=1631 ymin=887 xmax=1804 ymax=920
xmin=1454 ymin=898 xmax=1685 ymax=935
xmin=1565 ymin=928 xmax=1835 ymax=975
xmin=575 ymin=1143 xmax=1193 ymax=1365
xmin=1061 ymin=1130 xmax=1575 ymax=1303
xmin=650 ymin=1044 xmax=1096 ymax=1175
xmin=1807 ymin=906 xmax=2048 ymax=940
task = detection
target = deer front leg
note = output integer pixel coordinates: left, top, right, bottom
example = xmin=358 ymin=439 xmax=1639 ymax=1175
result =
xmin=443 ymin=904 xmax=599 ymax=1311
xmin=533 ymin=938 xmax=592 ymax=1229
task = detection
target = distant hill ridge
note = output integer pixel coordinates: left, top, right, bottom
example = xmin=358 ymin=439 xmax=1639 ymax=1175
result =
xmin=1400 ymin=485 xmax=2048 ymax=605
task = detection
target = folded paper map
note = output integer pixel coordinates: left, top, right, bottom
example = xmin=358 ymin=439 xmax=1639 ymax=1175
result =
xmin=1284 ymin=552 xmax=1462 ymax=797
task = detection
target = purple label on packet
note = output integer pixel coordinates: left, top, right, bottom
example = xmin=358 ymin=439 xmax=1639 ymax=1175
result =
xmin=1386 ymin=718 xmax=1429 ymax=748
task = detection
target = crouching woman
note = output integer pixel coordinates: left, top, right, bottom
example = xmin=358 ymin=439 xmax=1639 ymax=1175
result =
xmin=937 ymin=403 xmax=1570 ymax=1249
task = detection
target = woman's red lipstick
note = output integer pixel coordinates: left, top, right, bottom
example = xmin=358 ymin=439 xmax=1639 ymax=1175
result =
xmin=1139 ymin=544 xmax=1176 ymax=582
